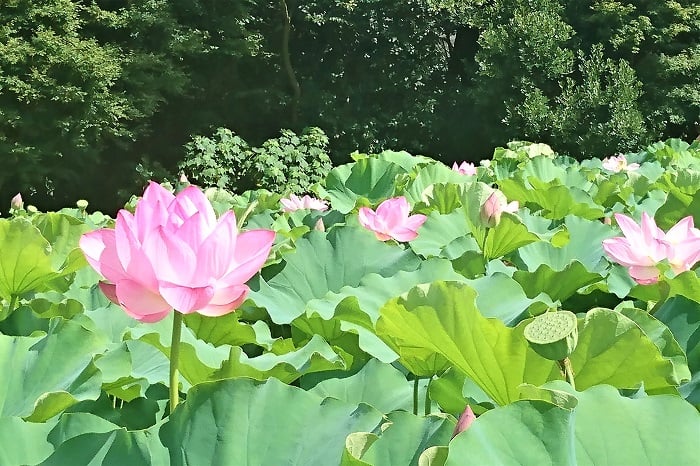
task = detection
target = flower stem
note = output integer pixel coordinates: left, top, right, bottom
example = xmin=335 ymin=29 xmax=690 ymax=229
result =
xmin=237 ymin=200 xmax=259 ymax=229
xmin=169 ymin=312 xmax=183 ymax=415
xmin=558 ymin=357 xmax=575 ymax=390
xmin=424 ymin=376 xmax=433 ymax=415
xmin=413 ymin=377 xmax=419 ymax=415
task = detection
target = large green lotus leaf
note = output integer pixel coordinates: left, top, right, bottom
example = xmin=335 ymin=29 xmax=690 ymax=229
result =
xmin=445 ymin=383 xmax=700 ymax=466
xmin=408 ymin=210 xmax=476 ymax=258
xmin=0 ymin=318 xmax=105 ymax=421
xmin=40 ymin=413 xmax=167 ymax=466
xmin=159 ymin=377 xmax=384 ymax=466
xmin=654 ymin=186 xmax=700 ymax=230
xmin=569 ymin=308 xmax=687 ymax=393
xmin=654 ymin=296 xmax=700 ymax=403
xmin=213 ymin=334 xmax=351 ymax=383
xmin=94 ymin=339 xmax=170 ymax=402
xmin=416 ymin=183 xmax=464 ymax=215
xmin=184 ymin=312 xmax=280 ymax=349
xmin=499 ymin=177 xmax=603 ymax=220
xmin=512 ymin=261 xmax=603 ymax=302
xmin=616 ymin=305 xmax=691 ymax=387
xmin=402 ymin=163 xmax=473 ymax=206
xmin=248 ymin=227 xmax=421 ymax=324
xmin=309 ymin=359 xmax=414 ymax=413
xmin=0 ymin=218 xmax=59 ymax=301
xmin=356 ymin=150 xmax=433 ymax=173
xmin=482 ymin=215 xmax=539 ymax=260
xmin=516 ymin=215 xmax=614 ymax=271
xmin=341 ymin=412 xmax=455 ymax=466
xmin=0 ymin=416 xmax=55 ymax=465
xmin=319 ymin=157 xmax=406 ymax=213
xmin=32 ymin=212 xmax=91 ymax=272
xmin=375 ymin=281 xmax=559 ymax=404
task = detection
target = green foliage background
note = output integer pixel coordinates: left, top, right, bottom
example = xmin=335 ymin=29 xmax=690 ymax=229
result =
xmin=1 ymin=0 xmax=698 ymax=211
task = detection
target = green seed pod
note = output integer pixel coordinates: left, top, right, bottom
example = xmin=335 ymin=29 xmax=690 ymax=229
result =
xmin=524 ymin=311 xmax=578 ymax=361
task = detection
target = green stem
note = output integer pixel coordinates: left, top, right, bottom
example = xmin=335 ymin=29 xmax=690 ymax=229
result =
xmin=169 ymin=312 xmax=183 ymax=415
xmin=237 ymin=200 xmax=259 ymax=229
xmin=558 ymin=357 xmax=575 ymax=390
xmin=480 ymin=228 xmax=490 ymax=261
xmin=413 ymin=377 xmax=419 ymax=416
xmin=424 ymin=377 xmax=432 ymax=416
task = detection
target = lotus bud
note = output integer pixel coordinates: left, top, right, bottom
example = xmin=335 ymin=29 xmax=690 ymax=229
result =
xmin=480 ymin=192 xmax=504 ymax=227
xmin=179 ymin=173 xmax=190 ymax=184
xmin=314 ymin=218 xmax=325 ymax=232
xmin=451 ymin=405 xmax=476 ymax=439
xmin=10 ymin=193 xmax=23 ymax=211
xmin=523 ymin=311 xmax=578 ymax=361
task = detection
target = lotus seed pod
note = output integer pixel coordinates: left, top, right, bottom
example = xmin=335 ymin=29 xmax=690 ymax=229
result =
xmin=523 ymin=311 xmax=578 ymax=361
xmin=76 ymin=199 xmax=89 ymax=211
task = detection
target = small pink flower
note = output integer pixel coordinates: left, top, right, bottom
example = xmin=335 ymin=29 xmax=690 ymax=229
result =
xmin=602 ymin=213 xmax=700 ymax=284
xmin=358 ymin=196 xmax=427 ymax=242
xmin=80 ymin=182 xmax=275 ymax=322
xmin=280 ymin=194 xmax=329 ymax=212
xmin=452 ymin=405 xmax=476 ymax=438
xmin=480 ymin=191 xmax=518 ymax=227
xmin=452 ymin=161 xmax=477 ymax=176
xmin=602 ymin=154 xmax=640 ymax=172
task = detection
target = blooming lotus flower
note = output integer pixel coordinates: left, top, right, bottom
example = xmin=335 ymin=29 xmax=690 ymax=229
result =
xmin=452 ymin=405 xmax=476 ymax=438
xmin=602 ymin=154 xmax=640 ymax=172
xmin=602 ymin=212 xmax=700 ymax=284
xmin=452 ymin=161 xmax=477 ymax=176
xmin=480 ymin=190 xmax=519 ymax=227
xmin=358 ymin=196 xmax=427 ymax=242
xmin=280 ymin=194 xmax=329 ymax=212
xmin=80 ymin=182 xmax=275 ymax=322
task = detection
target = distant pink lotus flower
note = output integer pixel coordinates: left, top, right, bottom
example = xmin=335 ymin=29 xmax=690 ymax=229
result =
xmin=80 ymin=182 xmax=275 ymax=322
xmin=452 ymin=405 xmax=476 ymax=438
xmin=480 ymin=191 xmax=519 ymax=227
xmin=602 ymin=212 xmax=700 ymax=284
xmin=280 ymin=194 xmax=329 ymax=212
xmin=452 ymin=161 xmax=477 ymax=176
xmin=358 ymin=196 xmax=427 ymax=242
xmin=602 ymin=154 xmax=640 ymax=172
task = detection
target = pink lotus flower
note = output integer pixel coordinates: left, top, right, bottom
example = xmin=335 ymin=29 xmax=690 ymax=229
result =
xmin=280 ymin=194 xmax=329 ymax=212
xmin=358 ymin=196 xmax=426 ymax=242
xmin=480 ymin=191 xmax=519 ymax=227
xmin=452 ymin=161 xmax=477 ymax=176
xmin=79 ymin=182 xmax=275 ymax=322
xmin=452 ymin=405 xmax=476 ymax=438
xmin=602 ymin=213 xmax=700 ymax=284
xmin=602 ymin=154 xmax=640 ymax=172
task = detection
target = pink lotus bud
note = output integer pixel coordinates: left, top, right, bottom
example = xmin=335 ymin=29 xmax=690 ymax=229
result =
xmin=480 ymin=191 xmax=518 ymax=227
xmin=451 ymin=405 xmax=476 ymax=438
xmin=10 ymin=193 xmax=23 ymax=211
xmin=314 ymin=218 xmax=325 ymax=232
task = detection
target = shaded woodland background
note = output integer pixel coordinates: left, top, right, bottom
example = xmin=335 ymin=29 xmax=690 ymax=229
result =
xmin=1 ymin=0 xmax=698 ymax=212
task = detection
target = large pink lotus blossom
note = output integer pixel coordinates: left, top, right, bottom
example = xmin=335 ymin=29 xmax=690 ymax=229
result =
xmin=602 ymin=154 xmax=640 ymax=172
xmin=602 ymin=212 xmax=700 ymax=284
xmin=452 ymin=405 xmax=476 ymax=439
xmin=358 ymin=196 xmax=427 ymax=242
xmin=280 ymin=194 xmax=329 ymax=212
xmin=80 ymin=182 xmax=275 ymax=322
xmin=452 ymin=161 xmax=477 ymax=176
xmin=480 ymin=190 xmax=519 ymax=227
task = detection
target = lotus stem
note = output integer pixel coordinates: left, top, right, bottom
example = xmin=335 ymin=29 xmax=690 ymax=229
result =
xmin=558 ymin=357 xmax=575 ymax=390
xmin=424 ymin=376 xmax=432 ymax=415
xmin=237 ymin=200 xmax=259 ymax=230
xmin=413 ymin=377 xmax=419 ymax=415
xmin=169 ymin=311 xmax=183 ymax=414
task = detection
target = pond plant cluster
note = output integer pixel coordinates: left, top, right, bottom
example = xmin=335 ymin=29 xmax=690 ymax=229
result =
xmin=1 ymin=139 xmax=700 ymax=465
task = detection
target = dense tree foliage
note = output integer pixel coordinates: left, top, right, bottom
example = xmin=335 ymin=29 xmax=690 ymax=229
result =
xmin=1 ymin=0 xmax=698 ymax=211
